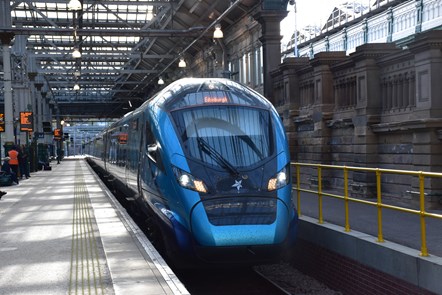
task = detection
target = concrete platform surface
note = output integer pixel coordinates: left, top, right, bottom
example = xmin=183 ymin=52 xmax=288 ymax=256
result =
xmin=0 ymin=158 xmax=189 ymax=295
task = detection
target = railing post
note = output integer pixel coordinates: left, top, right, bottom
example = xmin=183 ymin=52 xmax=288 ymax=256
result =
xmin=344 ymin=166 xmax=350 ymax=232
xmin=296 ymin=164 xmax=301 ymax=216
xmin=415 ymin=0 xmax=423 ymax=33
xmin=386 ymin=7 xmax=393 ymax=42
xmin=376 ymin=169 xmax=384 ymax=242
xmin=362 ymin=18 xmax=368 ymax=44
xmin=318 ymin=165 xmax=323 ymax=224
xmin=419 ymin=172 xmax=428 ymax=256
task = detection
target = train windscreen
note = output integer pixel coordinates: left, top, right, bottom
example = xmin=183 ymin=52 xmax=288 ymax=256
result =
xmin=171 ymin=106 xmax=272 ymax=168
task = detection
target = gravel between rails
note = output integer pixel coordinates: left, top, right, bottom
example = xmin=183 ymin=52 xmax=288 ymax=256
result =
xmin=254 ymin=262 xmax=342 ymax=295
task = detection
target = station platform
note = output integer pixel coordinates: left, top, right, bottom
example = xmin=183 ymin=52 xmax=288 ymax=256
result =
xmin=0 ymin=158 xmax=189 ymax=295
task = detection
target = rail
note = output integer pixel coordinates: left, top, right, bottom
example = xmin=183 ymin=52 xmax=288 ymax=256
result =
xmin=291 ymin=162 xmax=442 ymax=257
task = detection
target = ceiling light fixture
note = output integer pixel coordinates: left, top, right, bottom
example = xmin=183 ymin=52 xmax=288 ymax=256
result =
xmin=178 ymin=58 xmax=187 ymax=68
xmin=72 ymin=48 xmax=81 ymax=58
xmin=68 ymin=0 xmax=82 ymax=11
xmin=74 ymin=70 xmax=81 ymax=77
xmin=213 ymin=24 xmax=224 ymax=39
xmin=73 ymin=84 xmax=80 ymax=91
xmin=158 ymin=77 xmax=164 ymax=85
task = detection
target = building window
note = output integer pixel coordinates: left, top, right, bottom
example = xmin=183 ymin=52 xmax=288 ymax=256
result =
xmin=334 ymin=77 xmax=356 ymax=109
xmin=239 ymin=55 xmax=245 ymax=83
xmin=246 ymin=52 xmax=252 ymax=84
xmin=381 ymin=71 xmax=416 ymax=112
xmin=300 ymin=81 xmax=314 ymax=107
xmin=254 ymin=46 xmax=263 ymax=86
xmin=229 ymin=59 xmax=240 ymax=82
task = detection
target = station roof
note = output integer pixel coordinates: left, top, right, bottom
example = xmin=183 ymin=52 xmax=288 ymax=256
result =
xmin=0 ymin=0 xmax=261 ymax=119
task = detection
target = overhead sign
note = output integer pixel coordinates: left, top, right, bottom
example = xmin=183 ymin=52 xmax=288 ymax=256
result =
xmin=0 ymin=113 xmax=4 ymax=133
xmin=20 ymin=112 xmax=34 ymax=132
xmin=42 ymin=121 xmax=52 ymax=133
xmin=54 ymin=128 xmax=62 ymax=140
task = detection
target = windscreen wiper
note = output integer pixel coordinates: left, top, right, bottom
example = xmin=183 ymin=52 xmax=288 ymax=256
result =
xmin=197 ymin=137 xmax=240 ymax=177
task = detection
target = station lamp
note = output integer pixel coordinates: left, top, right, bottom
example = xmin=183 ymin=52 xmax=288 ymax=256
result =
xmin=213 ymin=24 xmax=224 ymax=39
xmin=158 ymin=77 xmax=164 ymax=85
xmin=73 ymin=83 xmax=80 ymax=91
xmin=72 ymin=48 xmax=81 ymax=58
xmin=68 ymin=0 xmax=82 ymax=11
xmin=178 ymin=58 xmax=187 ymax=68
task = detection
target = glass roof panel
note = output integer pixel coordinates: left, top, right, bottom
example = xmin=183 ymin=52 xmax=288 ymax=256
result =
xmin=1 ymin=0 xmax=247 ymax=118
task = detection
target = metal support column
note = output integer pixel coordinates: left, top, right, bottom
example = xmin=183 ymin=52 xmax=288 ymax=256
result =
xmin=11 ymin=34 xmax=30 ymax=146
xmin=1 ymin=37 xmax=15 ymax=147
xmin=56 ymin=108 xmax=62 ymax=163
xmin=0 ymin=0 xmax=15 ymax=154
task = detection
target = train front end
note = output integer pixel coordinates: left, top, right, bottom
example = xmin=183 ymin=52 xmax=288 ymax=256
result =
xmin=158 ymin=79 xmax=298 ymax=264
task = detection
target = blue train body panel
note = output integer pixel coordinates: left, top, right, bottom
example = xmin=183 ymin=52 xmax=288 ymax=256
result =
xmin=89 ymin=78 xmax=298 ymax=264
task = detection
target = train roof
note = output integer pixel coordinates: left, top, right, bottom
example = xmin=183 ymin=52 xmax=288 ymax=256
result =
xmin=149 ymin=78 xmax=274 ymax=111
xmin=109 ymin=78 xmax=276 ymax=127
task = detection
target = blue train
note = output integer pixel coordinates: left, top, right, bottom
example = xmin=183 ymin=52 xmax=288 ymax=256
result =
xmin=87 ymin=78 xmax=298 ymax=266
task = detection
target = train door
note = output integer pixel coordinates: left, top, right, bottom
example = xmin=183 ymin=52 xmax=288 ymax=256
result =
xmin=103 ymin=131 xmax=109 ymax=170
xmin=139 ymin=120 xmax=162 ymax=202
xmin=137 ymin=118 xmax=145 ymax=197
xmin=126 ymin=118 xmax=140 ymax=189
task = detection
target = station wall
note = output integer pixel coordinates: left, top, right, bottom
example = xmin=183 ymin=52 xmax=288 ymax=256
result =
xmin=272 ymin=30 xmax=442 ymax=209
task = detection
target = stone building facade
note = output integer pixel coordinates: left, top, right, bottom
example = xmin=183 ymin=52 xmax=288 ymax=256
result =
xmin=272 ymin=30 xmax=442 ymax=209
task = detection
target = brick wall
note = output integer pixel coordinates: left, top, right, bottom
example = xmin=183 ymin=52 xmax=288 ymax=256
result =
xmin=291 ymin=239 xmax=437 ymax=295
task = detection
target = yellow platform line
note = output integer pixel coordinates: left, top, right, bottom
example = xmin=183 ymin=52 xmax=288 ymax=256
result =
xmin=69 ymin=162 xmax=106 ymax=295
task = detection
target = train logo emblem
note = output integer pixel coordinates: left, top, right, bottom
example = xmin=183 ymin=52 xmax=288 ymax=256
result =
xmin=232 ymin=179 xmax=243 ymax=192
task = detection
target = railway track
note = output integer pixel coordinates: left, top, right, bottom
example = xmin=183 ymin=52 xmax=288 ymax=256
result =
xmin=175 ymin=267 xmax=290 ymax=295
xmin=91 ymin=162 xmax=341 ymax=295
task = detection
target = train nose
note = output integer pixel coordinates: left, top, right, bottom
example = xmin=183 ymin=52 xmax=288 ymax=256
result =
xmin=189 ymin=196 xmax=291 ymax=247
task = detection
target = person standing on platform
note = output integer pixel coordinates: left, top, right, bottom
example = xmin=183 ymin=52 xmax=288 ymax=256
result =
xmin=19 ymin=145 xmax=30 ymax=179
xmin=8 ymin=146 xmax=20 ymax=179
xmin=1 ymin=157 xmax=18 ymax=185
xmin=57 ymin=148 xmax=61 ymax=164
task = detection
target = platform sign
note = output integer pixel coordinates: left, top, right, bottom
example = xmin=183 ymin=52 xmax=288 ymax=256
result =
xmin=0 ymin=113 xmax=4 ymax=133
xmin=53 ymin=128 xmax=62 ymax=140
xmin=118 ymin=133 xmax=128 ymax=144
xmin=20 ymin=111 xmax=34 ymax=132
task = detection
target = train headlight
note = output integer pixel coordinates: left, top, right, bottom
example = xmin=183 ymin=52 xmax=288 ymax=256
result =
xmin=267 ymin=165 xmax=289 ymax=191
xmin=173 ymin=166 xmax=208 ymax=194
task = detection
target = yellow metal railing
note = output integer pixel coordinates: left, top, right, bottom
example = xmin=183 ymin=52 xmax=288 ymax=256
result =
xmin=292 ymin=162 xmax=442 ymax=257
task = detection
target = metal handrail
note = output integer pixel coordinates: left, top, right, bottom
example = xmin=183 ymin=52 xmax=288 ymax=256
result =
xmin=291 ymin=162 xmax=442 ymax=257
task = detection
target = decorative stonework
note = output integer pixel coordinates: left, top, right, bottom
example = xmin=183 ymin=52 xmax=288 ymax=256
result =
xmin=272 ymin=30 xmax=442 ymax=208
